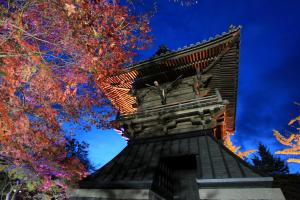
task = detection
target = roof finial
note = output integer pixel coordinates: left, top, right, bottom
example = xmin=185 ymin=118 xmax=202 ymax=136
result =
xmin=154 ymin=44 xmax=171 ymax=57
xmin=229 ymin=24 xmax=237 ymax=32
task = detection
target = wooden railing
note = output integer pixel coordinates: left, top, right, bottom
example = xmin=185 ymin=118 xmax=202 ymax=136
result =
xmin=119 ymin=89 xmax=223 ymax=120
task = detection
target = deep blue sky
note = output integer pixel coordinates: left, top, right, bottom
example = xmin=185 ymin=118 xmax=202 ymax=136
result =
xmin=76 ymin=0 xmax=300 ymax=172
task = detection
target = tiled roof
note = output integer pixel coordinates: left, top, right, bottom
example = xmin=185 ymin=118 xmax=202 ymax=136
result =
xmin=127 ymin=25 xmax=242 ymax=68
xmin=99 ymin=26 xmax=241 ymax=133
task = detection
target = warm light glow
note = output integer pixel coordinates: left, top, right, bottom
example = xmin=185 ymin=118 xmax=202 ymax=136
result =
xmin=288 ymin=116 xmax=300 ymax=126
xmin=223 ymin=133 xmax=256 ymax=159
xmin=273 ymin=130 xmax=295 ymax=147
xmin=273 ymin=110 xmax=300 ymax=164
xmin=275 ymin=147 xmax=300 ymax=155
xmin=224 ymin=134 xmax=240 ymax=153
xmin=237 ymin=149 xmax=257 ymax=159
xmin=287 ymin=158 xmax=300 ymax=163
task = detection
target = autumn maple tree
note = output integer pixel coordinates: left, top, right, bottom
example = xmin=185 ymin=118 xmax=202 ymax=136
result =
xmin=0 ymin=0 xmax=151 ymax=195
xmin=0 ymin=0 xmax=199 ymax=197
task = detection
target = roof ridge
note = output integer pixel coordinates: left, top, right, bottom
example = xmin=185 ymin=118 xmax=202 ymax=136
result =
xmin=130 ymin=25 xmax=241 ymax=67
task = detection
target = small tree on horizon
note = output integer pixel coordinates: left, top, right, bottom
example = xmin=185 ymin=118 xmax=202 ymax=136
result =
xmin=252 ymin=143 xmax=289 ymax=175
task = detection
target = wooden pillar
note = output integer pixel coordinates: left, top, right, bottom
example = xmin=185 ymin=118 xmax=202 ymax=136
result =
xmin=215 ymin=124 xmax=225 ymax=140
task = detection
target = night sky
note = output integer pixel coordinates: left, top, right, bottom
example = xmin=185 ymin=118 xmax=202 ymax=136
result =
xmin=76 ymin=0 xmax=300 ymax=173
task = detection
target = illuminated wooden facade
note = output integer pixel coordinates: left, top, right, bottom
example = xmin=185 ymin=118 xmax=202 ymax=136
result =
xmin=99 ymin=26 xmax=240 ymax=135
xmin=71 ymin=26 xmax=286 ymax=200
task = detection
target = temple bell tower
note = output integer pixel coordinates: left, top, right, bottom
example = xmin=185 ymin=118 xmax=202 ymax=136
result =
xmin=70 ymin=26 xmax=286 ymax=200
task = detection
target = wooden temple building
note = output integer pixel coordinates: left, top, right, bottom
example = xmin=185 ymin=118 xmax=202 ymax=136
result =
xmin=70 ymin=26 xmax=286 ymax=200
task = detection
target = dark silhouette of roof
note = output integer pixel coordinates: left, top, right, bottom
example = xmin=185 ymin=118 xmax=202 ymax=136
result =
xmin=80 ymin=129 xmax=265 ymax=190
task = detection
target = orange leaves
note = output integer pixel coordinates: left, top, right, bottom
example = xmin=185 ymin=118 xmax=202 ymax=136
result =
xmin=224 ymin=134 xmax=256 ymax=159
xmin=224 ymin=134 xmax=240 ymax=153
xmin=61 ymin=84 xmax=77 ymax=102
xmin=288 ymin=115 xmax=300 ymax=126
xmin=273 ymin=130 xmax=295 ymax=147
xmin=237 ymin=149 xmax=256 ymax=159
xmin=0 ymin=102 xmax=14 ymax=135
xmin=15 ymin=115 xmax=30 ymax=133
xmin=287 ymin=158 xmax=300 ymax=163
xmin=273 ymin=105 xmax=300 ymax=164
xmin=61 ymin=156 xmax=88 ymax=180
xmin=274 ymin=129 xmax=300 ymax=157
xmin=276 ymin=148 xmax=300 ymax=155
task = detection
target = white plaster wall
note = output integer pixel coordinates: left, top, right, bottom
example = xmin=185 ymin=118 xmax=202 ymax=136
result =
xmin=199 ymin=188 xmax=285 ymax=200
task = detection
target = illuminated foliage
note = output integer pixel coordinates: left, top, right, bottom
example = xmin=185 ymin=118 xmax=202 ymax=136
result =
xmin=273 ymin=104 xmax=300 ymax=164
xmin=0 ymin=0 xmax=151 ymax=193
xmin=0 ymin=0 xmax=198 ymax=195
xmin=223 ymin=134 xmax=256 ymax=159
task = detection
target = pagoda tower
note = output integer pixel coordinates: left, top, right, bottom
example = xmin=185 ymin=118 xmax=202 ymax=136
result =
xmin=70 ymin=26 xmax=286 ymax=200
